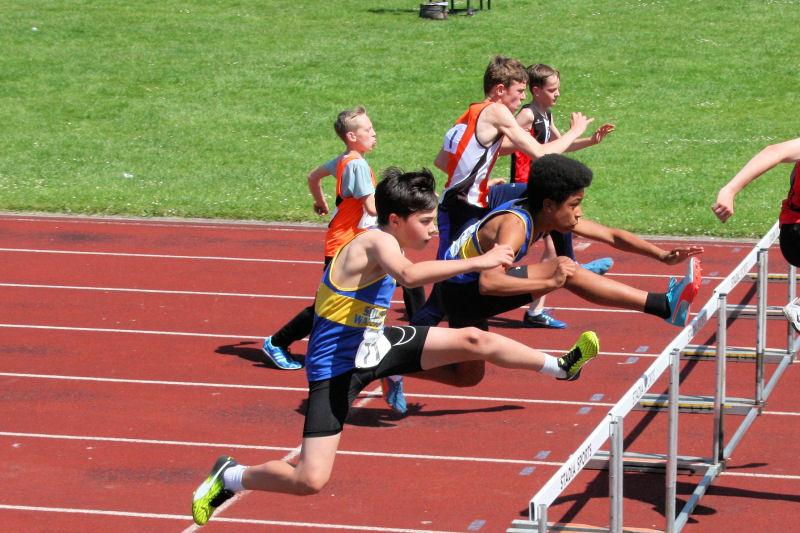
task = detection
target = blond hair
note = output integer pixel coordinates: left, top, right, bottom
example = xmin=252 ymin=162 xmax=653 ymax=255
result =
xmin=333 ymin=106 xmax=367 ymax=141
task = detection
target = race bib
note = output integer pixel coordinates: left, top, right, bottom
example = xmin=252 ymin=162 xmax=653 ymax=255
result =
xmin=354 ymin=330 xmax=391 ymax=369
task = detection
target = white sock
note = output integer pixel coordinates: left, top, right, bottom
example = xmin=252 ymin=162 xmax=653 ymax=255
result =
xmin=540 ymin=354 xmax=566 ymax=379
xmin=526 ymin=308 xmax=543 ymax=317
xmin=223 ymin=464 xmax=247 ymax=492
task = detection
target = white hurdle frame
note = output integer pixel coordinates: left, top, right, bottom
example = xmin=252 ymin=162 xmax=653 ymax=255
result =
xmin=509 ymin=221 xmax=798 ymax=533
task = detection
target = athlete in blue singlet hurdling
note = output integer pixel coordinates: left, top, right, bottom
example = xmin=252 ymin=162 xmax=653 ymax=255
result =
xmin=190 ymin=167 xmax=601 ymax=526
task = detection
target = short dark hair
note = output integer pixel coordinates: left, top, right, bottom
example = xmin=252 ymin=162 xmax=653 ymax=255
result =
xmin=483 ymin=55 xmax=528 ymax=95
xmin=527 ymin=63 xmax=560 ymax=91
xmin=526 ymin=155 xmax=593 ymax=214
xmin=375 ymin=167 xmax=438 ymax=226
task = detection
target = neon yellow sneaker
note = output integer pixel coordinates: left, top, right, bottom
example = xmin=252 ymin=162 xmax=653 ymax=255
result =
xmin=557 ymin=331 xmax=599 ymax=381
xmin=191 ymin=455 xmax=237 ymax=525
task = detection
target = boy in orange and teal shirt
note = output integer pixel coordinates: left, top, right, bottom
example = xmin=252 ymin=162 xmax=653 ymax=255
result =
xmin=261 ymin=106 xmax=379 ymax=371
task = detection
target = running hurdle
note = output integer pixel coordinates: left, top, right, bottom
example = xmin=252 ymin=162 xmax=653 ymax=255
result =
xmin=508 ymin=221 xmax=798 ymax=533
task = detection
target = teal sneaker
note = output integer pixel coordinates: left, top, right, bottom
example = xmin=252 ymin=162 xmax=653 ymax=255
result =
xmin=580 ymin=257 xmax=613 ymax=275
xmin=557 ymin=331 xmax=599 ymax=381
xmin=262 ymin=336 xmax=302 ymax=370
xmin=192 ymin=455 xmax=238 ymax=526
xmin=380 ymin=376 xmax=407 ymax=414
xmin=665 ymin=258 xmax=702 ymax=327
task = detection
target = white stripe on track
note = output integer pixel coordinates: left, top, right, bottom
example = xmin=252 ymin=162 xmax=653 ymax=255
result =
xmin=0 ymin=214 xmax=329 ymax=233
xmin=0 ymin=503 xmax=462 ymax=532
xmin=0 ymin=430 xmax=561 ymax=466
xmin=0 ymin=247 xmax=322 ymax=264
xmin=721 ymin=471 xmax=800 ymax=480
xmin=0 ymin=323 xmax=269 ymax=339
xmin=0 ymin=371 xmax=614 ymax=406
xmin=0 ymin=323 xmax=650 ymax=358
xmin=0 ymin=282 xmax=316 ymax=300
xmin=3 ymin=430 xmax=797 ymax=474
xmin=179 ymin=385 xmax=386 ymax=533
xmin=0 ymin=248 xmax=728 ymax=282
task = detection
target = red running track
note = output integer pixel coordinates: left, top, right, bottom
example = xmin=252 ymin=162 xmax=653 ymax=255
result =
xmin=1 ymin=213 xmax=799 ymax=532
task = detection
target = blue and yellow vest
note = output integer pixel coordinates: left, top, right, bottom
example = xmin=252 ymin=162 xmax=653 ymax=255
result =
xmin=444 ymin=199 xmax=541 ymax=284
xmin=306 ymin=229 xmax=397 ymax=381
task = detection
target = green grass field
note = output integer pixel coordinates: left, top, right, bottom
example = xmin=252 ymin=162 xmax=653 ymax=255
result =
xmin=1 ymin=0 xmax=797 ymax=237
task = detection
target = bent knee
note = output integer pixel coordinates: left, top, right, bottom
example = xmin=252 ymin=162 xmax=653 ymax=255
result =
xmin=460 ymin=326 xmax=492 ymax=351
xmin=296 ymin=471 xmax=331 ymax=495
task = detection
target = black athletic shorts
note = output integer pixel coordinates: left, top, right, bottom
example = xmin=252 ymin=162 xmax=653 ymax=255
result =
xmin=440 ymin=265 xmax=532 ymax=328
xmin=780 ymin=223 xmax=800 ymax=267
xmin=302 ymin=325 xmax=429 ymax=438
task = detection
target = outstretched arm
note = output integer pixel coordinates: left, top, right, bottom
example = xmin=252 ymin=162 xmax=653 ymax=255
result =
xmin=712 ymin=137 xmax=800 ymax=222
xmin=564 ymin=123 xmax=615 ymax=152
xmin=573 ymin=219 xmax=704 ymax=264
xmin=368 ymin=231 xmax=515 ymax=288
xmin=496 ymin=104 xmax=593 ymax=157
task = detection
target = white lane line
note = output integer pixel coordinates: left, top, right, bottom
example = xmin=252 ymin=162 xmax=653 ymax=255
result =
xmin=0 ymin=247 xmax=322 ymax=264
xmin=0 ymin=248 xmax=730 ymax=282
xmin=0 ymin=430 xmax=563 ymax=467
xmin=3 ymin=430 xmax=797 ymax=473
xmin=0 ymin=323 xmax=675 ymax=359
xmin=721 ymin=472 xmax=800 ymax=480
xmin=0 ymin=504 xmax=460 ymax=532
xmin=179 ymin=385 xmax=387 ymax=533
xmin=0 ymin=372 xmax=614 ymax=407
xmin=0 ymin=323 xmax=267 ymax=339
xmin=0 ymin=282 xmax=316 ymax=300
xmin=0 ymin=214 xmax=328 ymax=233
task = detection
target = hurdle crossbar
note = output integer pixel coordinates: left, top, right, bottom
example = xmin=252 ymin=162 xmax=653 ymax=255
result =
xmin=508 ymin=221 xmax=797 ymax=533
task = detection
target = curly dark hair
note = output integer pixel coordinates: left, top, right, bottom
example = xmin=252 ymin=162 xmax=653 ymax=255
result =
xmin=526 ymin=154 xmax=593 ymax=214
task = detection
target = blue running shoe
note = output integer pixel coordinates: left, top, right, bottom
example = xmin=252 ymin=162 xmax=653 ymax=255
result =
xmin=581 ymin=257 xmax=613 ymax=275
xmin=557 ymin=331 xmax=599 ymax=381
xmin=523 ymin=309 xmax=567 ymax=329
xmin=261 ymin=336 xmax=302 ymax=370
xmin=380 ymin=376 xmax=407 ymax=414
xmin=192 ymin=455 xmax=238 ymax=525
xmin=665 ymin=257 xmax=702 ymax=327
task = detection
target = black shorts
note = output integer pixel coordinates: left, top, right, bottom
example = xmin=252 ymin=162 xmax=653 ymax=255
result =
xmin=441 ymin=265 xmax=533 ymax=328
xmin=302 ymin=325 xmax=429 ymax=438
xmin=780 ymin=223 xmax=800 ymax=267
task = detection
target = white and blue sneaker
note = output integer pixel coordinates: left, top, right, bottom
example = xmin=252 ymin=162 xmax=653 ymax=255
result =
xmin=192 ymin=455 xmax=238 ymax=525
xmin=523 ymin=309 xmax=567 ymax=329
xmin=381 ymin=376 xmax=407 ymax=414
xmin=581 ymin=257 xmax=613 ymax=275
xmin=665 ymin=258 xmax=702 ymax=327
xmin=261 ymin=336 xmax=302 ymax=370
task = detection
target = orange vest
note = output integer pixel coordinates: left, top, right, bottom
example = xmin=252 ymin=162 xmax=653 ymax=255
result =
xmin=440 ymin=102 xmax=503 ymax=209
xmin=323 ymin=154 xmax=376 ymax=257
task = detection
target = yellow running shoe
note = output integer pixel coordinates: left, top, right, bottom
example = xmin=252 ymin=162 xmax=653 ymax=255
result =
xmin=191 ymin=455 xmax=237 ymax=525
xmin=557 ymin=331 xmax=599 ymax=381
